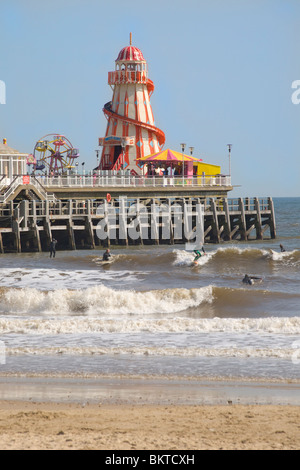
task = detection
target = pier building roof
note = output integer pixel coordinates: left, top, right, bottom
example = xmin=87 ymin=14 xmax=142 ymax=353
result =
xmin=0 ymin=141 xmax=27 ymax=157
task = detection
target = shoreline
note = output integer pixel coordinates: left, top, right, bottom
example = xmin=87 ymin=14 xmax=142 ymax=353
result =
xmin=0 ymin=374 xmax=299 ymax=406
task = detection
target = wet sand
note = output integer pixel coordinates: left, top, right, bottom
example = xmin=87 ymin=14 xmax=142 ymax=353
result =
xmin=0 ymin=376 xmax=299 ymax=450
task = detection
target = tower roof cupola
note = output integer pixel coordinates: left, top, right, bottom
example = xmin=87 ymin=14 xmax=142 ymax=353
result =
xmin=116 ymin=46 xmax=145 ymax=62
xmin=116 ymin=33 xmax=145 ymax=62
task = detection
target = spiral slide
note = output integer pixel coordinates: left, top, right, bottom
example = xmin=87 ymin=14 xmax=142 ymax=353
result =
xmin=103 ymin=89 xmax=165 ymax=147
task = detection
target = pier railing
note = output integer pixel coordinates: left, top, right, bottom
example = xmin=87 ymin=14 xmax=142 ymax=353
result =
xmin=25 ymin=196 xmax=273 ymax=218
xmin=0 ymin=175 xmax=55 ymax=203
xmin=34 ymin=174 xmax=231 ymax=188
xmin=220 ymin=197 xmax=271 ymax=212
xmin=0 ymin=196 xmax=273 ymax=217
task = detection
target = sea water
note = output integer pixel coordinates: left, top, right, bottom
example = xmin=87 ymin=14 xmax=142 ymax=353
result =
xmin=0 ymin=197 xmax=299 ymax=381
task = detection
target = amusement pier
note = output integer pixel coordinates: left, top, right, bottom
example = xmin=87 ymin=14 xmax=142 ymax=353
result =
xmin=0 ymin=36 xmax=276 ymax=253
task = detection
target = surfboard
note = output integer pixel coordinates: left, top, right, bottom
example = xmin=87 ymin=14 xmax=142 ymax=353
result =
xmin=250 ymin=276 xmax=263 ymax=284
xmin=98 ymin=259 xmax=113 ymax=267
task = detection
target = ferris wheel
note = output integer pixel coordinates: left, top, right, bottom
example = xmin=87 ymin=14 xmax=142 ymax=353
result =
xmin=31 ymin=134 xmax=79 ymax=174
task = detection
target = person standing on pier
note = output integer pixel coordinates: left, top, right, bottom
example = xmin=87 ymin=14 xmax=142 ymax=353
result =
xmin=50 ymin=238 xmax=57 ymax=258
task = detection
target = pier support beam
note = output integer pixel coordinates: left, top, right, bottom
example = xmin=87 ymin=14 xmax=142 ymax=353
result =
xmin=211 ymin=199 xmax=220 ymax=243
xmin=150 ymin=201 xmax=159 ymax=245
xmin=12 ymin=207 xmax=21 ymax=253
xmin=34 ymin=226 xmax=41 ymax=252
xmin=119 ymin=197 xmax=128 ymax=246
xmin=168 ymin=199 xmax=174 ymax=245
xmin=135 ymin=199 xmax=143 ymax=245
xmin=268 ymin=197 xmax=276 ymax=239
xmin=223 ymin=198 xmax=232 ymax=241
xmin=85 ymin=200 xmax=95 ymax=249
xmin=0 ymin=232 xmax=3 ymax=254
xmin=238 ymin=198 xmax=247 ymax=241
xmin=254 ymin=197 xmax=263 ymax=240
xmin=67 ymin=220 xmax=76 ymax=250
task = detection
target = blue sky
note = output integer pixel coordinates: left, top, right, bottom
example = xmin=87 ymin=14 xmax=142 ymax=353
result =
xmin=0 ymin=0 xmax=299 ymax=197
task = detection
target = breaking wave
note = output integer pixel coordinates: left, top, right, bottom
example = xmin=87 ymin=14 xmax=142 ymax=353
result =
xmin=0 ymin=283 xmax=299 ymax=322
xmin=0 ymin=284 xmax=213 ymax=316
xmin=172 ymin=247 xmax=300 ymax=267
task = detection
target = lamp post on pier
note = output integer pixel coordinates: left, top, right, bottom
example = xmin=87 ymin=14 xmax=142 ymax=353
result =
xmin=227 ymin=144 xmax=232 ymax=179
xmin=180 ymin=142 xmax=186 ymax=186
xmin=189 ymin=147 xmax=194 ymax=181
xmin=95 ymin=150 xmax=100 ymax=169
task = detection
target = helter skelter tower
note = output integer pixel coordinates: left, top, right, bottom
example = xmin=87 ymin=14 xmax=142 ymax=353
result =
xmin=98 ymin=34 xmax=165 ymax=174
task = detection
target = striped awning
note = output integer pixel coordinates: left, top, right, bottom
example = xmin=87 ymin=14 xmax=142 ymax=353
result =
xmin=137 ymin=149 xmax=203 ymax=163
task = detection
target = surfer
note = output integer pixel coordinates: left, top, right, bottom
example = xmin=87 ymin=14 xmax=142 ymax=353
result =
xmin=242 ymin=274 xmax=253 ymax=285
xmin=49 ymin=238 xmax=57 ymax=258
xmin=102 ymin=249 xmax=112 ymax=262
xmin=193 ymin=247 xmax=206 ymax=262
xmin=242 ymin=274 xmax=262 ymax=285
xmin=280 ymin=244 xmax=286 ymax=252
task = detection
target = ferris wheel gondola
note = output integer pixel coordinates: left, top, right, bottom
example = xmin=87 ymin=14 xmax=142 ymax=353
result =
xmin=30 ymin=134 xmax=79 ymax=175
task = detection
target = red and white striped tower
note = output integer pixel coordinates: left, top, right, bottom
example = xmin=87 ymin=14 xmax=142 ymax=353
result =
xmin=98 ymin=34 xmax=165 ymax=174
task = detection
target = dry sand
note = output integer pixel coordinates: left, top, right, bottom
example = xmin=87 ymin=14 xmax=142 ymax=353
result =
xmin=0 ymin=400 xmax=299 ymax=450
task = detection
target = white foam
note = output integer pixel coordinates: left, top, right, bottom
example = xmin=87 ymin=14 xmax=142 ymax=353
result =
xmin=4 ymin=343 xmax=300 ymax=360
xmin=0 ymin=267 xmax=139 ymax=291
xmin=1 ymin=313 xmax=299 ymax=335
xmin=267 ymin=249 xmax=297 ymax=261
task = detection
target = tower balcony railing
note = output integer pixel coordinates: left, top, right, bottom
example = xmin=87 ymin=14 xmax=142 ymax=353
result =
xmin=108 ymin=70 xmax=148 ymax=85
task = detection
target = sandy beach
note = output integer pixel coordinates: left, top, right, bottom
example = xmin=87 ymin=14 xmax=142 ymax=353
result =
xmin=0 ymin=401 xmax=299 ymax=450
xmin=0 ymin=376 xmax=299 ymax=450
